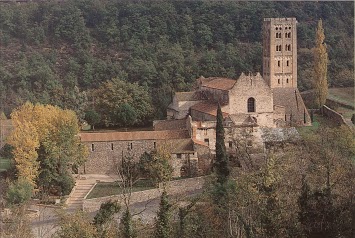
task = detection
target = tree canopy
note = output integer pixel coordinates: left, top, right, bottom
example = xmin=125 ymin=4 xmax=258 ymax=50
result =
xmin=7 ymin=102 xmax=88 ymax=194
xmin=0 ymin=1 xmax=353 ymax=121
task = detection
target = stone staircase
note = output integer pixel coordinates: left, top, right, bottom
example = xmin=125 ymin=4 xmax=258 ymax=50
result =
xmin=65 ymin=174 xmax=119 ymax=211
xmin=66 ymin=179 xmax=96 ymax=211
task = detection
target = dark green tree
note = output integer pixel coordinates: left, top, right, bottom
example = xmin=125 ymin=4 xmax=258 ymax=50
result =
xmin=214 ymin=104 xmax=230 ymax=184
xmin=84 ymin=110 xmax=101 ymax=130
xmin=154 ymin=190 xmax=171 ymax=238
xmin=94 ymin=200 xmax=121 ymax=237
xmin=298 ymin=178 xmax=338 ymax=238
xmin=120 ymin=208 xmax=136 ymax=238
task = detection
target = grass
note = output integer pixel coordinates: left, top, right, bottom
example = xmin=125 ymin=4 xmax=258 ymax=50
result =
xmin=296 ymin=114 xmax=338 ymax=137
xmin=86 ymin=179 xmax=155 ymax=199
xmin=0 ymin=158 xmax=11 ymax=172
xmin=328 ymin=87 xmax=354 ymax=108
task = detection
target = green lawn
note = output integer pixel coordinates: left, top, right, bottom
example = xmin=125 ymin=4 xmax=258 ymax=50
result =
xmin=0 ymin=158 xmax=11 ymax=172
xmin=86 ymin=179 xmax=155 ymax=199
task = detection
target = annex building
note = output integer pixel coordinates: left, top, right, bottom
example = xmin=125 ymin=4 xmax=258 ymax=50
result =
xmin=79 ymin=17 xmax=310 ymax=177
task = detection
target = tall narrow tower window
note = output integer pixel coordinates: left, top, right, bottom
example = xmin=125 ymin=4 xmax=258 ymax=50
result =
xmin=287 ymin=60 xmax=289 ymax=66
xmin=278 ymin=61 xmax=280 ymax=67
xmin=247 ymin=98 xmax=255 ymax=112
xmin=288 ymin=44 xmax=291 ymax=51
xmin=288 ymin=32 xmax=291 ymax=38
xmin=276 ymin=32 xmax=279 ymax=38
xmin=278 ymin=79 xmax=280 ymax=84
xmin=286 ymin=78 xmax=289 ymax=83
xmin=285 ymin=32 xmax=288 ymax=38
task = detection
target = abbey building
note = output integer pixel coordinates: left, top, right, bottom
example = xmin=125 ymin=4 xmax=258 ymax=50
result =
xmin=80 ymin=17 xmax=310 ymax=176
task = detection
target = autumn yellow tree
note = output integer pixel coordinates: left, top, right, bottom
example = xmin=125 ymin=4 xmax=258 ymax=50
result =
xmin=313 ymin=19 xmax=328 ymax=108
xmin=7 ymin=102 xmax=88 ymax=194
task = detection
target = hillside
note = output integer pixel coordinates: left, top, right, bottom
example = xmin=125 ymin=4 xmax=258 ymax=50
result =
xmin=0 ymin=0 xmax=353 ymax=125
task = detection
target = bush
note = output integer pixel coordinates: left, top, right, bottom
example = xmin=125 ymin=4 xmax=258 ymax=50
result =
xmin=6 ymin=179 xmax=33 ymax=205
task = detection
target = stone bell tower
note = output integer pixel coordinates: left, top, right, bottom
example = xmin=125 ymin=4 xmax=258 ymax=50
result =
xmin=262 ymin=18 xmax=298 ymax=88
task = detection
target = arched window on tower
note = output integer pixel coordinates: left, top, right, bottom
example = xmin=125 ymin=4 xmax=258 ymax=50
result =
xmin=285 ymin=32 xmax=288 ymax=38
xmin=247 ymin=97 xmax=255 ymax=112
xmin=288 ymin=32 xmax=291 ymax=38
xmin=288 ymin=44 xmax=291 ymax=51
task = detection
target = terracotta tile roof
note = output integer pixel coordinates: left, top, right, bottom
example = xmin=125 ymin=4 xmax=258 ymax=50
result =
xmin=158 ymin=139 xmax=194 ymax=153
xmin=175 ymin=91 xmax=200 ymax=101
xmin=153 ymin=119 xmax=187 ymax=131
xmin=273 ymin=88 xmax=310 ymax=125
xmin=79 ymin=129 xmax=190 ymax=142
xmin=190 ymin=101 xmax=229 ymax=118
xmin=192 ymin=138 xmax=209 ymax=147
xmin=201 ymin=77 xmax=236 ymax=90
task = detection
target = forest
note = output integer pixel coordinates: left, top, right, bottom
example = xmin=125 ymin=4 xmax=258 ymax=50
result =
xmin=0 ymin=0 xmax=353 ymax=126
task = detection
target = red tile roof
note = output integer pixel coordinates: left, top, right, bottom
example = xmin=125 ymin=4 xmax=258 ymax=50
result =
xmin=190 ymin=101 xmax=229 ymax=118
xmin=153 ymin=119 xmax=187 ymax=131
xmin=201 ymin=77 xmax=236 ymax=90
xmin=79 ymin=129 xmax=190 ymax=142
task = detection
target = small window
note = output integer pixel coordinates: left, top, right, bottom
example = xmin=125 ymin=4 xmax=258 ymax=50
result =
xmin=285 ymin=32 xmax=288 ymax=38
xmin=91 ymin=144 xmax=95 ymax=152
xmin=204 ymin=139 xmax=209 ymax=146
xmin=278 ymin=79 xmax=280 ymax=84
xmin=278 ymin=32 xmax=281 ymax=38
xmin=276 ymin=32 xmax=279 ymax=38
xmin=111 ymin=143 xmax=114 ymax=151
xmin=285 ymin=44 xmax=288 ymax=51
xmin=288 ymin=45 xmax=291 ymax=51
xmin=176 ymin=154 xmax=182 ymax=159
xmin=228 ymin=141 xmax=233 ymax=148
xmin=286 ymin=78 xmax=289 ymax=83
xmin=130 ymin=143 xmax=133 ymax=150
xmin=276 ymin=27 xmax=278 ymax=30
xmin=285 ymin=114 xmax=287 ymax=121
xmin=278 ymin=61 xmax=280 ymax=67
xmin=154 ymin=142 xmax=156 ymax=149
xmin=287 ymin=60 xmax=289 ymax=66
xmin=247 ymin=97 xmax=255 ymax=112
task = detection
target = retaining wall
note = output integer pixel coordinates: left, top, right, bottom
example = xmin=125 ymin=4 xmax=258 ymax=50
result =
xmin=83 ymin=176 xmax=205 ymax=213
xmin=322 ymin=105 xmax=353 ymax=129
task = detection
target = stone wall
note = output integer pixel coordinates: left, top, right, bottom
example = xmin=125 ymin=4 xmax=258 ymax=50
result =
xmin=82 ymin=176 xmax=205 ymax=213
xmin=80 ymin=140 xmax=156 ymax=174
xmin=228 ymin=73 xmax=275 ymax=127
xmin=322 ymin=105 xmax=353 ymax=129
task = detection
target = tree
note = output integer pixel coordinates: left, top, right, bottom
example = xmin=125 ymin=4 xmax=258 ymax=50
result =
xmin=120 ymin=209 xmax=136 ymax=238
xmin=313 ymin=19 xmax=328 ymax=108
xmin=214 ymin=104 xmax=230 ymax=184
xmin=92 ymin=78 xmax=153 ymax=127
xmin=139 ymin=144 xmax=173 ymax=187
xmin=94 ymin=200 xmax=121 ymax=237
xmin=6 ymin=178 xmax=33 ymax=205
xmin=154 ymin=190 xmax=172 ymax=238
xmin=84 ymin=110 xmax=101 ymax=130
xmin=54 ymin=211 xmax=98 ymax=238
xmin=7 ymin=102 xmax=88 ymax=194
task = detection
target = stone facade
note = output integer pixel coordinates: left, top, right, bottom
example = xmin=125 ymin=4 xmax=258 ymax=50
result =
xmin=263 ymin=17 xmax=298 ymax=89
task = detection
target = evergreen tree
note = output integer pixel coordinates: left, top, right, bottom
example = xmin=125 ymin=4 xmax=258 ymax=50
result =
xmin=120 ymin=209 xmax=136 ymax=238
xmin=214 ymin=104 xmax=230 ymax=184
xmin=298 ymin=178 xmax=337 ymax=238
xmin=154 ymin=190 xmax=171 ymax=238
xmin=313 ymin=19 xmax=328 ymax=108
